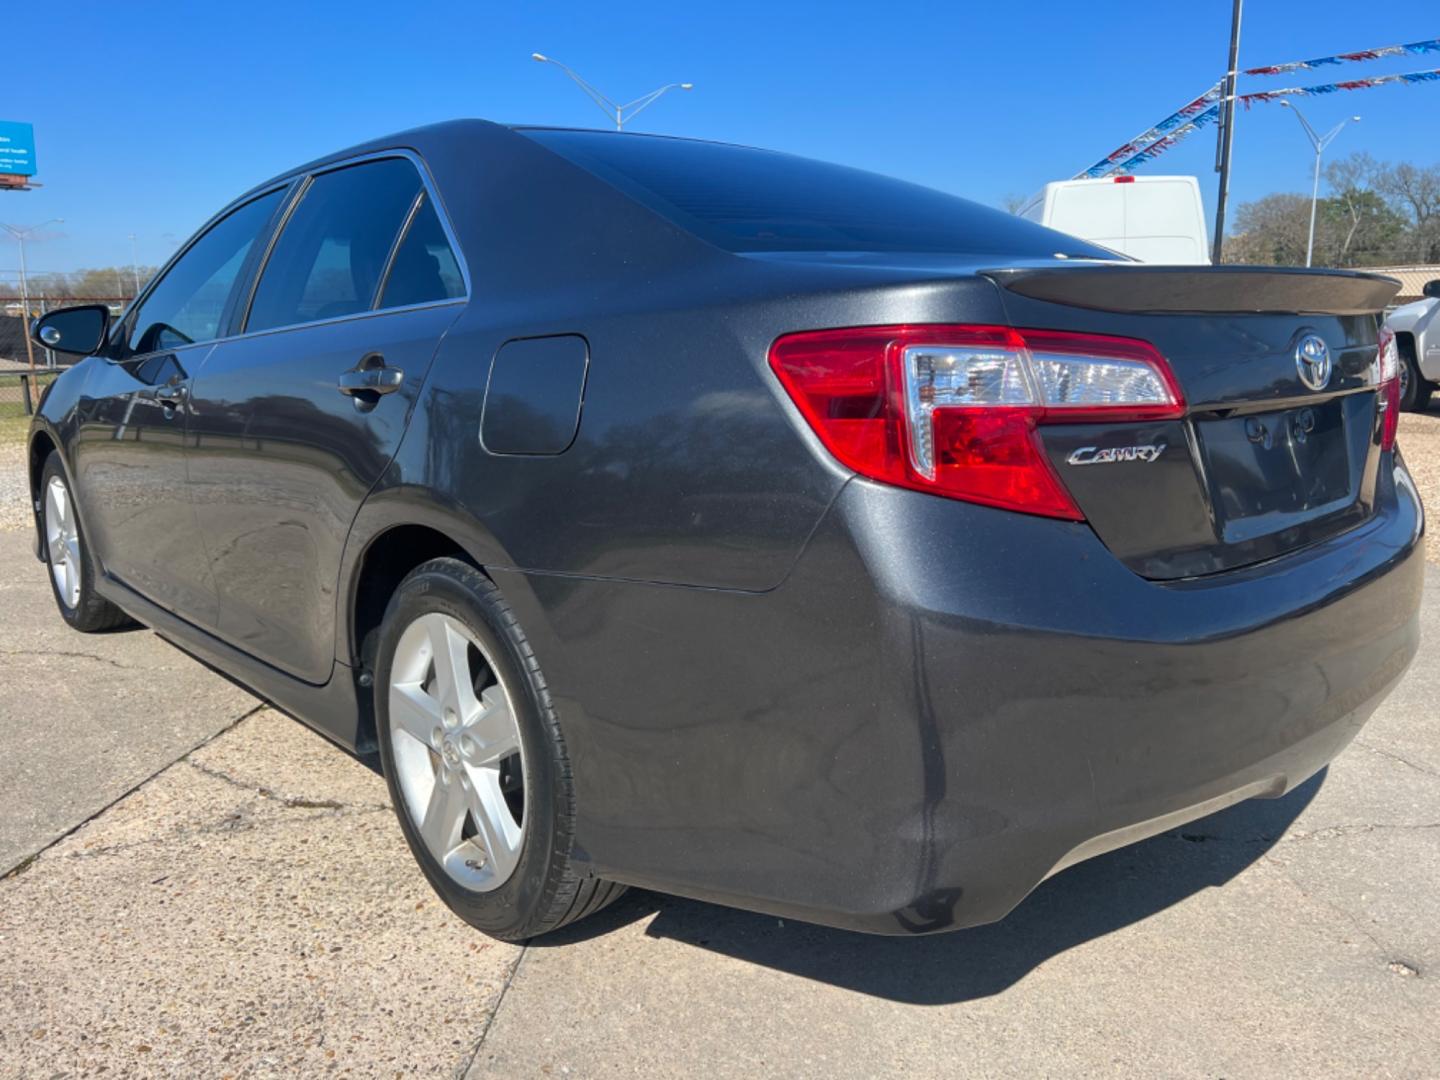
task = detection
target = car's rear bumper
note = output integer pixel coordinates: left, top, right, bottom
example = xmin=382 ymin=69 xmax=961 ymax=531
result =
xmin=505 ymin=455 xmax=1424 ymax=935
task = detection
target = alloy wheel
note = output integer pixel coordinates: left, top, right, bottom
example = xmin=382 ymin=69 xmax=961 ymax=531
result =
xmin=388 ymin=612 xmax=527 ymax=891
xmin=44 ymin=476 xmax=82 ymax=610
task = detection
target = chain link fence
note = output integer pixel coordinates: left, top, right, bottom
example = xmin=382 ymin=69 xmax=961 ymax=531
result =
xmin=0 ymin=297 xmax=126 ymax=416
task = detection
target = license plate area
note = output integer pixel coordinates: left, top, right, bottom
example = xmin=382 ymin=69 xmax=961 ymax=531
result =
xmin=1199 ymin=400 xmax=1353 ymax=543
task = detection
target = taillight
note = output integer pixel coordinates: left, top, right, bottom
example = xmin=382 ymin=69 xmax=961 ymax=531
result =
xmin=769 ymin=324 xmax=1184 ymax=520
xmin=1377 ymin=326 xmax=1400 ymax=451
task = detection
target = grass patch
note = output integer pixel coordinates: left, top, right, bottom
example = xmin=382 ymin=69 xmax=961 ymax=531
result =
xmin=0 ymin=373 xmax=56 ymax=445
xmin=0 ymin=410 xmax=31 ymax=447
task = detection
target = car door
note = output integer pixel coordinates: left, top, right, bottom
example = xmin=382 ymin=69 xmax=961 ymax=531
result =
xmin=185 ymin=154 xmax=467 ymax=684
xmin=69 ymin=187 xmax=288 ymax=628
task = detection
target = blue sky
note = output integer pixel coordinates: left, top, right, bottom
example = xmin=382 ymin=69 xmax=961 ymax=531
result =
xmin=4 ymin=1 xmax=1438 ymax=276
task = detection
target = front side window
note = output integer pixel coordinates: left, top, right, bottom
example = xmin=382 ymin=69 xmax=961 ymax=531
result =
xmin=246 ymin=158 xmax=423 ymax=333
xmin=126 ymin=188 xmax=284 ymax=355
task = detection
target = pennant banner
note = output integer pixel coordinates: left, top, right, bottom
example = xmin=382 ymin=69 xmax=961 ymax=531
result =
xmin=1100 ymin=105 xmax=1221 ymax=176
xmin=1081 ymin=66 xmax=1440 ymax=177
xmin=1243 ymin=38 xmax=1440 ymax=77
xmin=1076 ymin=84 xmax=1221 ymax=177
xmin=1242 ymin=67 xmax=1440 ymax=107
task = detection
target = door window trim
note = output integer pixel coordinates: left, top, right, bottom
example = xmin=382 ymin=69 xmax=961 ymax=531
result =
xmin=108 ymin=181 xmax=297 ymax=364
xmin=237 ymin=149 xmax=470 ymax=339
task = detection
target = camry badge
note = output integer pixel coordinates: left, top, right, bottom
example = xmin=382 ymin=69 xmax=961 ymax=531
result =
xmin=1067 ymin=443 xmax=1167 ymax=466
xmin=1295 ymin=334 xmax=1332 ymax=392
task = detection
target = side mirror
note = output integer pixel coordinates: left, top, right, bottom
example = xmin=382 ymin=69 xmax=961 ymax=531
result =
xmin=1423 ymin=279 xmax=1440 ymax=300
xmin=31 ymin=304 xmax=110 ymax=357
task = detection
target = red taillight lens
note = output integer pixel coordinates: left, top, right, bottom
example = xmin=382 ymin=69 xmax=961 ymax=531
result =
xmin=1377 ymin=326 xmax=1400 ymax=451
xmin=769 ymin=324 xmax=1184 ymax=520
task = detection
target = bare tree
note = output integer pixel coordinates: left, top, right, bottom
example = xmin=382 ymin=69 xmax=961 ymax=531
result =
xmin=1374 ymin=162 xmax=1440 ymax=261
xmin=1225 ymin=193 xmax=1316 ymax=265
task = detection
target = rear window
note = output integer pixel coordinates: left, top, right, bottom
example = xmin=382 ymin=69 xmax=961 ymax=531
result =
xmin=522 ymin=129 xmax=1111 ymax=258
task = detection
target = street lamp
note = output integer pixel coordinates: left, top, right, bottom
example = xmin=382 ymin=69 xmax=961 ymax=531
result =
xmin=1280 ymin=101 xmax=1361 ymax=267
xmin=531 ymin=53 xmax=693 ymax=131
xmin=0 ymin=218 xmax=64 ymax=371
xmin=128 ymin=233 xmax=141 ymax=296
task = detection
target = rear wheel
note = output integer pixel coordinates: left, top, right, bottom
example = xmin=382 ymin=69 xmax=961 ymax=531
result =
xmin=374 ymin=557 xmax=625 ymax=940
xmin=39 ymin=455 xmax=131 ymax=633
xmin=1398 ymin=337 xmax=1433 ymax=412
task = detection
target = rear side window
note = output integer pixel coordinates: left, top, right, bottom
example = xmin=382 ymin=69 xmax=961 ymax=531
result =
xmin=379 ymin=194 xmax=465 ymax=308
xmin=126 ymin=188 xmax=284 ymax=355
xmin=524 ymin=129 xmax=1115 ymax=258
xmin=247 ymin=158 xmax=422 ymax=333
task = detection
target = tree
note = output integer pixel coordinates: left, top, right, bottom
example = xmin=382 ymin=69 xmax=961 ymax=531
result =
xmin=0 ymin=265 xmax=157 ymax=300
xmin=1224 ymin=193 xmax=1315 ymax=265
xmin=1374 ymin=162 xmax=1440 ymax=262
xmin=1320 ymin=154 xmax=1408 ymax=266
xmin=1226 ymin=154 xmax=1440 ymax=267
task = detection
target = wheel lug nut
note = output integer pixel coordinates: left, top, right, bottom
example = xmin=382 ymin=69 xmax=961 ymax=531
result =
xmin=431 ymin=726 xmax=443 ymax=748
xmin=443 ymin=708 xmax=458 ymax=729
xmin=460 ymin=735 xmax=477 ymax=759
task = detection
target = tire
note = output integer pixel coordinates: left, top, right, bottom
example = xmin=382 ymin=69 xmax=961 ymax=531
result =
xmin=1398 ymin=337 xmax=1433 ymax=412
xmin=38 ymin=454 xmax=132 ymax=633
xmin=374 ymin=557 xmax=624 ymax=940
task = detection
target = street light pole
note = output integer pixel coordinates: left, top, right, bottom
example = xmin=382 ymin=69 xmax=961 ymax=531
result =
xmin=1280 ymin=101 xmax=1361 ymax=267
xmin=1 ymin=218 xmax=63 ymax=374
xmin=128 ymin=233 xmax=141 ymax=296
xmin=531 ymin=53 xmax=693 ymax=130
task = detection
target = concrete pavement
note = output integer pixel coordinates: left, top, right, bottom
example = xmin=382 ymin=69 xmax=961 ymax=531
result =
xmin=0 ymin=526 xmax=1436 ymax=1077
xmin=0 ymin=530 xmax=258 ymax=874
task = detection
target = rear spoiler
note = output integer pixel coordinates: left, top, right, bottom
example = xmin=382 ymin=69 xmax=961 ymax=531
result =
xmin=986 ymin=265 xmax=1399 ymax=316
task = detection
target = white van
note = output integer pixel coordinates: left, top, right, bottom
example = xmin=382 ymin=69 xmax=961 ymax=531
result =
xmin=1017 ymin=176 xmax=1210 ymax=265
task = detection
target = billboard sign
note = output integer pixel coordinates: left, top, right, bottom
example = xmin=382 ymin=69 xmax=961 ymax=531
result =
xmin=0 ymin=121 xmax=37 ymax=177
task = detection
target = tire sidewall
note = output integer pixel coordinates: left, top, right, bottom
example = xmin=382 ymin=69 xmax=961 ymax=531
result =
xmin=40 ymin=454 xmax=101 ymax=631
xmin=374 ymin=562 xmax=566 ymax=938
xmin=1398 ymin=339 xmax=1428 ymax=412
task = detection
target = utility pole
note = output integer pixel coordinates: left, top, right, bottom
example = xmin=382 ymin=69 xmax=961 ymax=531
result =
xmin=1211 ymin=0 xmax=1243 ymax=264
xmin=531 ymin=54 xmax=693 ymax=130
xmin=1 ymin=219 xmax=63 ymax=375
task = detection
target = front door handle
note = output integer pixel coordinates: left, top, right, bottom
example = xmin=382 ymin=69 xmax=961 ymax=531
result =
xmin=337 ymin=358 xmax=404 ymax=397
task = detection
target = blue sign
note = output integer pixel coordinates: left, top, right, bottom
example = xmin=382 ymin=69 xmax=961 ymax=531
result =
xmin=0 ymin=121 xmax=36 ymax=177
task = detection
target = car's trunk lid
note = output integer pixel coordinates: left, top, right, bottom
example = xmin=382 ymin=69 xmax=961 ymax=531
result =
xmin=987 ymin=265 xmax=1400 ymax=580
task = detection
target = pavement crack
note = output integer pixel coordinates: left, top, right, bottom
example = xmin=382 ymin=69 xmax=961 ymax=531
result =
xmin=0 ymin=648 xmax=131 ymax=670
xmin=1354 ymin=738 xmax=1440 ymax=779
xmin=184 ymin=757 xmax=387 ymax=812
xmin=0 ymin=703 xmax=268 ymax=879
xmin=455 ymin=945 xmax=528 ymax=1078
xmin=1281 ymin=822 xmax=1440 ymax=844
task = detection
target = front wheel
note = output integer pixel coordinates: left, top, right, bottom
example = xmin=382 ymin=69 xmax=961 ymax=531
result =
xmin=39 ymin=455 xmax=132 ymax=633
xmin=374 ymin=557 xmax=625 ymax=940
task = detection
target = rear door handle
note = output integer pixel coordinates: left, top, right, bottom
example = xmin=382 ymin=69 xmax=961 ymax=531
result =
xmin=337 ymin=359 xmax=404 ymax=397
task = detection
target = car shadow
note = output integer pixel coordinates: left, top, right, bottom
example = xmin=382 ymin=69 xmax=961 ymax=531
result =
xmin=536 ymin=770 xmax=1323 ymax=1004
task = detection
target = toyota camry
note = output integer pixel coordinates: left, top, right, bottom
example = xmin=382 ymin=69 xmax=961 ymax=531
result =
xmin=26 ymin=120 xmax=1423 ymax=939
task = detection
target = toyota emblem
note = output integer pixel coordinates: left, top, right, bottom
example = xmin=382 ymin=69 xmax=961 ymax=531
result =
xmin=1295 ymin=334 xmax=1332 ymax=392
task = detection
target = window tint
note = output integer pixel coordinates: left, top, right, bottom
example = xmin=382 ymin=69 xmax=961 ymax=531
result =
xmin=127 ymin=188 xmax=284 ymax=354
xmin=247 ymin=158 xmax=422 ymax=333
xmin=379 ymin=195 xmax=465 ymax=308
xmin=523 ymin=129 xmax=1117 ymax=259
